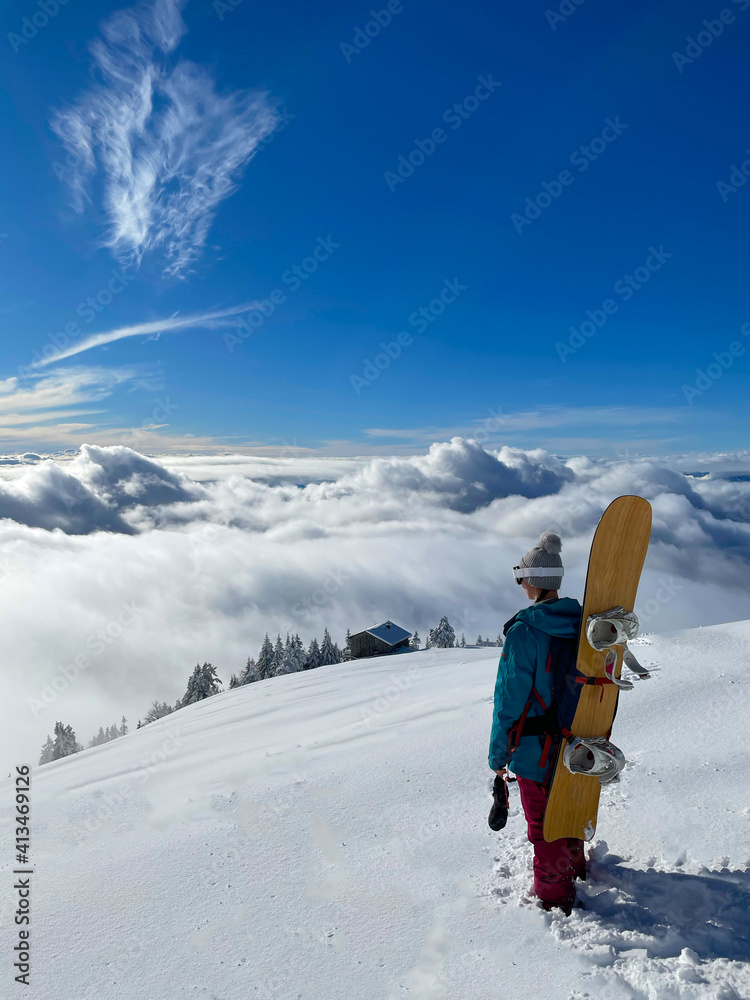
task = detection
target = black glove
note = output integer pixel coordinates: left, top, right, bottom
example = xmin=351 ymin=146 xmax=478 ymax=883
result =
xmin=488 ymin=773 xmax=510 ymax=831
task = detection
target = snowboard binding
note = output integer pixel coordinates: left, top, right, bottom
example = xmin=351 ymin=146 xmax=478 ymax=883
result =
xmin=562 ymin=735 xmax=625 ymax=785
xmin=586 ymin=606 xmax=640 ymax=650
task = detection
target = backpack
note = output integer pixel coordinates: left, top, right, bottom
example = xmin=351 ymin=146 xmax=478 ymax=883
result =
xmin=505 ymin=627 xmax=619 ymax=782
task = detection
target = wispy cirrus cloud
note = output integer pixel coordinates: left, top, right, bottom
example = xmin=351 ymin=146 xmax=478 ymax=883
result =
xmin=31 ymin=303 xmax=261 ymax=368
xmin=51 ymin=0 xmax=279 ymax=277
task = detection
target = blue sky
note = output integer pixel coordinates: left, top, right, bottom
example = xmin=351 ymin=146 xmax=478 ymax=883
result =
xmin=1 ymin=0 xmax=749 ymax=457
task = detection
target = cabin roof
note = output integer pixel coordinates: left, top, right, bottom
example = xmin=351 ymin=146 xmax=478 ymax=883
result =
xmin=352 ymin=620 xmax=412 ymax=646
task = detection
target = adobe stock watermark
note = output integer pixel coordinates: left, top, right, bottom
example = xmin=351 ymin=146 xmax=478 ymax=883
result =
xmin=716 ymin=147 xmax=750 ymax=202
xmin=555 ymin=245 xmax=672 ymax=362
xmin=511 ymin=117 xmax=628 ymax=234
xmin=340 ymin=0 xmax=414 ymax=62
xmin=27 ymin=601 xmax=144 ymax=716
xmin=290 ymin=566 xmax=351 ymax=626
xmin=681 ymin=321 xmax=750 ymax=403
xmin=74 ymin=728 xmax=185 ymax=845
xmin=357 ymin=663 xmax=424 ymax=729
xmin=672 ymin=1 xmax=748 ymax=73
xmin=17 ymin=269 xmax=136 ymax=375
xmin=636 ymin=577 xmax=682 ymax=627
xmin=256 ymin=103 xmax=296 ymax=150
xmin=350 ymin=278 xmax=466 ymax=394
xmin=213 ymin=0 xmax=246 ymax=20
xmin=384 ymin=75 xmax=501 ymax=192
xmin=545 ymin=0 xmax=589 ymax=31
xmin=224 ymin=236 xmax=340 ymax=354
xmin=7 ymin=0 xmax=71 ymax=54
xmin=118 ymin=397 xmax=179 ymax=449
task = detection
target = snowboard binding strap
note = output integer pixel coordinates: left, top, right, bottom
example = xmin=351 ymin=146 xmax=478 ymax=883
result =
xmin=562 ymin=735 xmax=625 ymax=785
xmin=586 ymin=606 xmax=640 ymax=651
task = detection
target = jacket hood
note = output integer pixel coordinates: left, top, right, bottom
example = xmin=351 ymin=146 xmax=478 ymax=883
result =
xmin=508 ymin=597 xmax=582 ymax=638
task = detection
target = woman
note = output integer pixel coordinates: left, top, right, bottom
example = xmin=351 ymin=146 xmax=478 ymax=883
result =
xmin=488 ymin=532 xmax=586 ymax=915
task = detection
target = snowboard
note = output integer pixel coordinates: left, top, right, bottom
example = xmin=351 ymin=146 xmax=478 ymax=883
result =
xmin=543 ymin=495 xmax=652 ymax=843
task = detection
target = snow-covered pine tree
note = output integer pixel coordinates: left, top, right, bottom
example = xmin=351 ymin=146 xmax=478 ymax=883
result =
xmin=119 ymin=716 xmax=128 ymax=736
xmin=409 ymin=631 xmax=420 ymax=650
xmin=38 ymin=735 xmax=55 ymax=765
xmin=460 ymin=635 xmax=466 ymax=647
xmin=143 ymin=700 xmax=174 ymax=724
xmin=496 ymin=634 xmax=504 ymax=647
xmin=256 ymin=634 xmax=275 ymax=680
xmin=272 ymin=635 xmax=285 ymax=676
xmin=305 ymin=637 xmax=321 ymax=669
xmin=428 ymin=616 xmax=455 ymax=648
xmin=319 ymin=628 xmax=340 ymax=666
xmin=51 ymin=722 xmax=81 ymax=760
xmin=241 ymin=657 xmax=260 ymax=684
xmin=476 ymin=635 xmax=483 ymax=646
xmin=180 ymin=662 xmax=222 ymax=706
xmin=108 ymin=724 xmax=119 ymax=741
xmin=230 ymin=657 xmax=259 ymax=687
xmin=280 ymin=635 xmax=305 ymax=674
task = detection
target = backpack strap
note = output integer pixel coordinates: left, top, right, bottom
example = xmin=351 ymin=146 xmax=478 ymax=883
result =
xmin=502 ymin=612 xmax=524 ymax=637
xmin=507 ymin=686 xmax=548 ymax=758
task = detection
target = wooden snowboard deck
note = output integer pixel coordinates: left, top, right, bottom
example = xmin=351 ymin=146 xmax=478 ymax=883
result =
xmin=543 ymin=495 xmax=652 ymax=843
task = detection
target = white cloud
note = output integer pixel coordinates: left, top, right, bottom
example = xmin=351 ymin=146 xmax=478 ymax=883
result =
xmin=52 ymin=0 xmax=279 ymax=276
xmin=32 ymin=303 xmax=260 ymax=368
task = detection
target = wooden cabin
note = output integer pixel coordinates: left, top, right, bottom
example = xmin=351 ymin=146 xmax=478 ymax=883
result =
xmin=349 ymin=620 xmax=412 ymax=659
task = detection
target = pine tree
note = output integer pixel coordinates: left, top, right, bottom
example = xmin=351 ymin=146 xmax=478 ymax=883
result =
xmin=319 ymin=628 xmax=340 ymax=666
xmin=345 ymin=629 xmax=352 ymax=652
xmin=460 ymin=635 xmax=466 ymax=647
xmin=108 ymin=724 xmax=119 ymax=741
xmin=305 ymin=637 xmax=321 ymax=669
xmin=143 ymin=700 xmax=174 ymax=724
xmin=257 ymin=634 xmax=275 ymax=680
xmin=496 ymin=634 xmax=504 ymax=647
xmin=240 ymin=657 xmax=260 ymax=684
xmin=119 ymin=716 xmax=128 ymax=736
xmin=272 ymin=635 xmax=285 ymax=676
xmin=39 ymin=735 xmax=55 ymax=765
xmin=476 ymin=635 xmax=483 ymax=646
xmin=137 ymin=720 xmax=142 ymax=729
xmin=428 ymin=616 xmax=455 ymax=648
xmin=51 ymin=722 xmax=81 ymax=760
xmin=409 ymin=631 xmax=420 ymax=650
xmin=229 ymin=673 xmax=241 ymax=688
xmin=279 ymin=635 xmax=305 ymax=674
xmin=180 ymin=663 xmax=222 ymax=706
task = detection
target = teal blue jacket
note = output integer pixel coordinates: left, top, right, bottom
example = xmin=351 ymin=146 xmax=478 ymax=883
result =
xmin=488 ymin=597 xmax=582 ymax=782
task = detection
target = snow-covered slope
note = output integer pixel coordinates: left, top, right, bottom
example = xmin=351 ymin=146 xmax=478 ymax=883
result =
xmin=2 ymin=623 xmax=749 ymax=1000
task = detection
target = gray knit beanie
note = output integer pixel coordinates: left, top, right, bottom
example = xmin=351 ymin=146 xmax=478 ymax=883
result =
xmin=514 ymin=532 xmax=564 ymax=590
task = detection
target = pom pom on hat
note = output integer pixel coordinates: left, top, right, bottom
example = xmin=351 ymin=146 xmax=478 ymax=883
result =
xmin=537 ymin=532 xmax=562 ymax=555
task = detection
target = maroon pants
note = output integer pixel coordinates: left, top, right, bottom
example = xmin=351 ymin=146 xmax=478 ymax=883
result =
xmin=516 ymin=776 xmax=585 ymax=909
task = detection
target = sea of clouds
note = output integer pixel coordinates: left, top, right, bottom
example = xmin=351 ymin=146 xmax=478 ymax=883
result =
xmin=2 ymin=437 xmax=749 ymax=768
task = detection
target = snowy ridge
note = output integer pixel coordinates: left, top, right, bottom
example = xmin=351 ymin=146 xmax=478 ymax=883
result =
xmin=1 ymin=622 xmax=749 ymax=999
